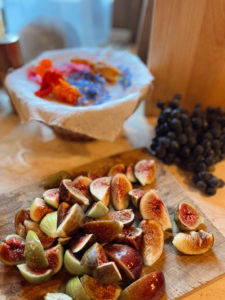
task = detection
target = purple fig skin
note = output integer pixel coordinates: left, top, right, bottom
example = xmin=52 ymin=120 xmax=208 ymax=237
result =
xmin=59 ymin=179 xmax=89 ymax=206
xmin=15 ymin=208 xmax=31 ymax=238
xmin=115 ymin=227 xmax=143 ymax=250
xmin=119 ymin=271 xmax=165 ymax=300
xmin=81 ymin=242 xmax=108 ymax=268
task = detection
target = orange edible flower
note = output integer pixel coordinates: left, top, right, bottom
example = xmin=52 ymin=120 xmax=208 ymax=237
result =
xmin=35 ymin=59 xmax=53 ymax=78
xmin=92 ymin=62 xmax=120 ymax=84
xmin=53 ymin=79 xmax=82 ymax=105
xmin=71 ymin=58 xmax=94 ymax=67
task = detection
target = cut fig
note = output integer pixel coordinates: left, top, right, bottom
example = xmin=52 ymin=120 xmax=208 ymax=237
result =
xmin=80 ymin=274 xmax=122 ymax=300
xmin=46 ymin=244 xmax=63 ymax=274
xmin=40 ymin=211 xmax=57 ymax=238
xmin=129 ymin=189 xmax=146 ymax=208
xmin=111 ymin=173 xmax=132 ymax=210
xmin=43 ymin=170 xmax=71 ymax=189
xmin=134 ymin=159 xmax=156 ymax=186
xmin=125 ymin=164 xmax=137 ymax=183
xmin=64 ymin=249 xmax=90 ymax=275
xmin=17 ymin=264 xmax=52 ymax=284
xmin=86 ymin=201 xmax=109 ymax=218
xmin=140 ymin=190 xmax=172 ymax=231
xmin=43 ymin=188 xmax=60 ymax=209
xmin=140 ymin=220 xmax=164 ymax=266
xmin=15 ymin=208 xmax=30 ymax=238
xmin=93 ymin=261 xmax=122 ymax=284
xmin=59 ymin=179 xmax=89 ymax=206
xmin=174 ymin=201 xmax=204 ymax=231
xmin=56 ymin=203 xmax=84 ymax=237
xmin=71 ymin=234 xmax=95 ymax=253
xmin=88 ymin=171 xmax=101 ymax=181
xmin=100 ymin=209 xmax=134 ymax=227
xmin=66 ymin=276 xmax=90 ymax=300
xmin=82 ymin=220 xmax=123 ymax=244
xmin=115 ymin=227 xmax=143 ymax=250
xmin=0 ymin=234 xmax=25 ymax=265
xmin=81 ymin=242 xmax=108 ymax=268
xmin=30 ymin=197 xmax=53 ymax=223
xmin=45 ymin=293 xmax=72 ymax=300
xmin=172 ymin=230 xmax=214 ymax=255
xmin=57 ymin=202 xmax=70 ymax=227
xmin=108 ymin=163 xmax=125 ymax=177
xmin=89 ymin=177 xmax=111 ymax=206
xmin=119 ymin=271 xmax=165 ymax=300
xmin=58 ymin=237 xmax=72 ymax=245
xmin=105 ymin=244 xmax=142 ymax=281
xmin=25 ymin=230 xmax=49 ymax=269
xmin=73 ymin=175 xmax=92 ymax=199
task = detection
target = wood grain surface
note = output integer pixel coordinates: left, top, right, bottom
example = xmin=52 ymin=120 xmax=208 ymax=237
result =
xmin=0 ymin=148 xmax=225 ymax=300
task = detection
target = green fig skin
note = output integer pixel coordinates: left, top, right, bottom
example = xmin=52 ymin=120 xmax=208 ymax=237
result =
xmin=64 ymin=250 xmax=90 ymax=276
xmin=66 ymin=276 xmax=91 ymax=300
xmin=17 ymin=264 xmax=52 ymax=284
xmin=40 ymin=211 xmax=57 ymax=238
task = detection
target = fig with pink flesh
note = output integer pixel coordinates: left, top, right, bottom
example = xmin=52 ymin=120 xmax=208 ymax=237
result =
xmin=81 ymin=242 xmax=108 ymax=268
xmin=30 ymin=198 xmax=53 ymax=223
xmin=15 ymin=208 xmax=31 ymax=238
xmin=115 ymin=227 xmax=143 ymax=250
xmin=111 ymin=173 xmax=132 ymax=210
xmin=100 ymin=209 xmax=134 ymax=227
xmin=57 ymin=202 xmax=70 ymax=227
xmin=82 ymin=220 xmax=123 ymax=244
xmin=0 ymin=234 xmax=25 ymax=265
xmin=134 ymin=159 xmax=156 ymax=186
xmin=73 ymin=176 xmax=92 ymax=200
xmin=108 ymin=163 xmax=125 ymax=177
xmin=140 ymin=190 xmax=172 ymax=231
xmin=129 ymin=189 xmax=146 ymax=208
xmin=64 ymin=250 xmax=90 ymax=275
xmin=140 ymin=220 xmax=164 ymax=266
xmin=89 ymin=177 xmax=111 ymax=206
xmin=105 ymin=244 xmax=142 ymax=281
xmin=71 ymin=234 xmax=95 ymax=253
xmin=17 ymin=264 xmax=53 ymax=284
xmin=45 ymin=243 xmax=63 ymax=274
xmin=119 ymin=271 xmax=165 ymax=300
xmin=93 ymin=261 xmax=122 ymax=284
xmin=43 ymin=188 xmax=60 ymax=209
xmin=59 ymin=179 xmax=89 ymax=206
xmin=125 ymin=164 xmax=137 ymax=183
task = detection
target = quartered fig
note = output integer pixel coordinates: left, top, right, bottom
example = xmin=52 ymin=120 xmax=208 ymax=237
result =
xmin=43 ymin=188 xmax=60 ymax=209
xmin=59 ymin=179 xmax=89 ymax=206
xmin=115 ymin=227 xmax=143 ymax=250
xmin=40 ymin=211 xmax=57 ymax=238
xmin=64 ymin=250 xmax=90 ymax=275
xmin=46 ymin=244 xmax=63 ymax=274
xmin=140 ymin=190 xmax=172 ymax=231
xmin=119 ymin=271 xmax=165 ymax=300
xmin=73 ymin=175 xmax=92 ymax=199
xmin=111 ymin=173 xmax=132 ymax=210
xmin=56 ymin=203 xmax=84 ymax=237
xmin=87 ymin=201 xmax=109 ymax=218
xmin=134 ymin=159 xmax=156 ymax=186
xmin=71 ymin=234 xmax=95 ymax=253
xmin=43 ymin=170 xmax=71 ymax=189
xmin=89 ymin=177 xmax=111 ymax=206
xmin=17 ymin=264 xmax=52 ymax=284
xmin=93 ymin=261 xmax=122 ymax=284
xmin=174 ymin=201 xmax=204 ymax=231
xmin=100 ymin=209 xmax=134 ymax=227
xmin=125 ymin=164 xmax=137 ymax=183
xmin=140 ymin=220 xmax=164 ymax=266
xmin=66 ymin=276 xmax=90 ymax=300
xmin=129 ymin=189 xmax=146 ymax=208
xmin=108 ymin=163 xmax=125 ymax=177
xmin=83 ymin=220 xmax=123 ymax=244
xmin=57 ymin=202 xmax=70 ymax=227
xmin=172 ymin=230 xmax=214 ymax=255
xmin=15 ymin=208 xmax=30 ymax=238
xmin=80 ymin=274 xmax=122 ymax=300
xmin=45 ymin=293 xmax=72 ymax=300
xmin=0 ymin=234 xmax=25 ymax=265
xmin=81 ymin=242 xmax=108 ymax=268
xmin=30 ymin=198 xmax=53 ymax=223
xmin=105 ymin=244 xmax=142 ymax=281
xmin=25 ymin=230 xmax=49 ymax=269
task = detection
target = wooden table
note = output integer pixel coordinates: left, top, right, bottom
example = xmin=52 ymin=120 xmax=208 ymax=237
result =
xmin=0 ymin=88 xmax=225 ymax=299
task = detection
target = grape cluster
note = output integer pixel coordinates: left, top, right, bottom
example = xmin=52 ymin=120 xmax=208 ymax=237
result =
xmin=150 ymin=95 xmax=225 ymax=196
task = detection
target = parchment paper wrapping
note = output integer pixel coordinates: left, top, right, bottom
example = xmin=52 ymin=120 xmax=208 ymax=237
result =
xmin=5 ymin=47 xmax=153 ymax=141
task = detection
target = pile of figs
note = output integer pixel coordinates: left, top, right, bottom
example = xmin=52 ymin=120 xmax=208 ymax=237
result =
xmin=0 ymin=159 xmax=214 ymax=300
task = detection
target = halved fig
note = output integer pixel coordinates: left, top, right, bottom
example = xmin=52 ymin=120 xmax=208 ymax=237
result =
xmin=174 ymin=201 xmax=204 ymax=231
xmin=40 ymin=211 xmax=57 ymax=238
xmin=80 ymin=274 xmax=122 ymax=300
xmin=93 ymin=261 xmax=122 ymax=284
xmin=15 ymin=208 xmax=30 ymax=238
xmin=89 ymin=177 xmax=111 ymax=206
xmin=82 ymin=220 xmax=123 ymax=244
xmin=45 ymin=293 xmax=72 ymax=300
xmin=115 ymin=227 xmax=143 ymax=250
xmin=56 ymin=203 xmax=84 ymax=237
xmin=134 ymin=159 xmax=156 ymax=186
xmin=59 ymin=179 xmax=89 ymax=206
xmin=119 ymin=271 xmax=165 ymax=300
xmin=73 ymin=176 xmax=92 ymax=199
xmin=24 ymin=220 xmax=55 ymax=249
xmin=100 ymin=209 xmax=134 ymax=227
xmin=140 ymin=190 xmax=172 ymax=231
xmin=17 ymin=264 xmax=52 ymax=284
xmin=25 ymin=230 xmax=49 ymax=269
xmin=71 ymin=234 xmax=95 ymax=253
xmin=43 ymin=188 xmax=60 ymax=209
xmin=140 ymin=220 xmax=164 ymax=266
xmin=46 ymin=244 xmax=63 ymax=274
xmin=125 ymin=164 xmax=137 ymax=183
xmin=64 ymin=249 xmax=90 ymax=275
xmin=108 ymin=163 xmax=125 ymax=177
xmin=86 ymin=201 xmax=109 ymax=218
xmin=43 ymin=170 xmax=71 ymax=189
xmin=172 ymin=230 xmax=214 ymax=255
xmin=111 ymin=173 xmax=132 ymax=210
xmin=66 ymin=276 xmax=90 ymax=300
xmin=129 ymin=189 xmax=146 ymax=208
xmin=0 ymin=234 xmax=25 ymax=265
xmin=81 ymin=242 xmax=108 ymax=268
xmin=57 ymin=202 xmax=70 ymax=227
xmin=30 ymin=198 xmax=53 ymax=223
xmin=104 ymin=244 xmax=142 ymax=281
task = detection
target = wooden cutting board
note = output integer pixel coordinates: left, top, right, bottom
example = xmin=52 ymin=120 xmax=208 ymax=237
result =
xmin=0 ymin=148 xmax=225 ymax=300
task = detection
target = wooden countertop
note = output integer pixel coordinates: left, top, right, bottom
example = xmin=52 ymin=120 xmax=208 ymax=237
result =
xmin=0 ymin=88 xmax=225 ymax=299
